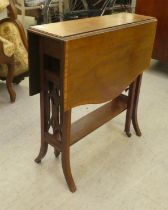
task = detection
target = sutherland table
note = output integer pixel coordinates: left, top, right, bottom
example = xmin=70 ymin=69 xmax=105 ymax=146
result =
xmin=28 ymin=13 xmax=156 ymax=192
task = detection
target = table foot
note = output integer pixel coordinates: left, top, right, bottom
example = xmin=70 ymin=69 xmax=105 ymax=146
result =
xmin=54 ymin=148 xmax=60 ymax=158
xmin=35 ymin=142 xmax=48 ymax=163
xmin=132 ymin=113 xmax=142 ymax=137
xmin=133 ymin=123 xmax=142 ymax=136
xmin=125 ymin=131 xmax=132 ymax=137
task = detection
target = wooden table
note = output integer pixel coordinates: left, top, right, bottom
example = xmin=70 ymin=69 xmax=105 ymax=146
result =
xmin=28 ymin=13 xmax=156 ymax=192
xmin=136 ymin=0 xmax=168 ymax=63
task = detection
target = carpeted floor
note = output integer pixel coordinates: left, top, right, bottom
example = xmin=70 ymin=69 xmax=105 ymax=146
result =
xmin=0 ymin=60 xmax=168 ymax=210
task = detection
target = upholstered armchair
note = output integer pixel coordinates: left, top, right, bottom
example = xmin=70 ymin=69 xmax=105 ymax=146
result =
xmin=0 ymin=0 xmax=28 ymax=102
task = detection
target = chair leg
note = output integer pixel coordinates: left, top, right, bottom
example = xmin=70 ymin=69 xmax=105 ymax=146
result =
xmin=6 ymin=63 xmax=16 ymax=102
xmin=61 ymin=110 xmax=76 ymax=192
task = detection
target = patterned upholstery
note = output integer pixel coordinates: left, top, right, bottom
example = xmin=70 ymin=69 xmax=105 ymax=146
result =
xmin=0 ymin=21 xmax=28 ymax=77
xmin=0 ymin=0 xmax=9 ymax=11
xmin=0 ymin=36 xmax=14 ymax=57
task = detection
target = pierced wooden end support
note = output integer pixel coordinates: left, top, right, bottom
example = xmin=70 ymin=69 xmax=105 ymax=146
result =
xmin=35 ymin=93 xmax=129 ymax=192
xmin=34 ymin=75 xmax=143 ymax=192
xmin=34 ymin=52 xmax=143 ymax=192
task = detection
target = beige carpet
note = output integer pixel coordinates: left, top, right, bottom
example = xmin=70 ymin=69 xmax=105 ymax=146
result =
xmin=0 ymin=60 xmax=168 ymax=210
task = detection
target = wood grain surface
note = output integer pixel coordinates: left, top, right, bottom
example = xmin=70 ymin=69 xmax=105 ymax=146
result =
xmin=63 ymin=20 xmax=156 ymax=111
xmin=28 ymin=13 xmax=157 ymax=111
xmin=30 ymin=13 xmax=155 ymax=39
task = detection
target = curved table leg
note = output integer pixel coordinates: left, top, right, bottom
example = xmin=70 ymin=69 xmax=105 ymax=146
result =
xmin=61 ymin=110 xmax=76 ymax=192
xmin=35 ymin=91 xmax=49 ymax=163
xmin=7 ymin=62 xmax=16 ymax=102
xmin=132 ymin=74 xmax=142 ymax=136
xmin=125 ymin=80 xmax=136 ymax=137
xmin=35 ymin=142 xmax=48 ymax=163
xmin=62 ymin=150 xmax=76 ymax=192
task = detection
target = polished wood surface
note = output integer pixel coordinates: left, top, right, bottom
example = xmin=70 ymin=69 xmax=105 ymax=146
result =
xmin=28 ymin=13 xmax=156 ymax=192
xmin=136 ymin=0 xmax=168 ymax=62
xmin=63 ymin=20 xmax=156 ymax=110
xmin=29 ymin=13 xmax=156 ymax=111
xmin=30 ymin=13 xmax=154 ymax=39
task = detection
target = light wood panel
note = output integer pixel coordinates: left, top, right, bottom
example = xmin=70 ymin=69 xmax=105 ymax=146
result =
xmin=30 ymin=13 xmax=155 ymax=39
xmin=64 ymin=20 xmax=156 ymax=111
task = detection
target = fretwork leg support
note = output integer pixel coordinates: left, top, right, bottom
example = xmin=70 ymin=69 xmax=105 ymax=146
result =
xmin=35 ymin=73 xmax=142 ymax=192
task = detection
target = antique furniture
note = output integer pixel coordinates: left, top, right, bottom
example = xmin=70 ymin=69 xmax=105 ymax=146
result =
xmin=0 ymin=0 xmax=28 ymax=102
xmin=0 ymin=35 xmax=16 ymax=102
xmin=0 ymin=0 xmax=15 ymax=102
xmin=136 ymin=0 xmax=168 ymax=63
xmin=28 ymin=13 xmax=156 ymax=192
